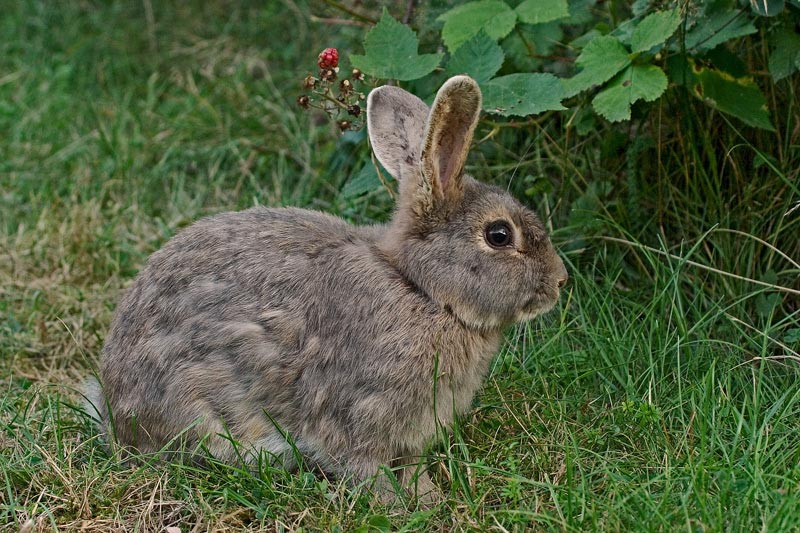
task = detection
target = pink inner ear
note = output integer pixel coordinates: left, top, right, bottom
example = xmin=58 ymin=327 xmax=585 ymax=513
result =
xmin=438 ymin=130 xmax=464 ymax=190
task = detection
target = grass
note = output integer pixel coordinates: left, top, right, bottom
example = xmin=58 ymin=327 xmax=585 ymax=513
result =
xmin=2 ymin=1 xmax=799 ymax=531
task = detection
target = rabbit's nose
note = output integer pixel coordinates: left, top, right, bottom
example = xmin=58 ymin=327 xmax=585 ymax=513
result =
xmin=557 ymin=275 xmax=567 ymax=288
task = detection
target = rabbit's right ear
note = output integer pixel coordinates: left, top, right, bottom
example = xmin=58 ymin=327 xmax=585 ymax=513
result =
xmin=367 ymin=86 xmax=429 ymax=182
xmin=419 ymin=76 xmax=481 ymax=204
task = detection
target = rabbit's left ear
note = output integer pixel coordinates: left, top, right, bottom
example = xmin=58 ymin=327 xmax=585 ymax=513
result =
xmin=421 ymin=76 xmax=482 ymax=202
xmin=367 ymin=85 xmax=429 ymax=183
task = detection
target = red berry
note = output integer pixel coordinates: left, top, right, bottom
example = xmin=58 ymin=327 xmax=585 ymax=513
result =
xmin=317 ymin=48 xmax=339 ymax=69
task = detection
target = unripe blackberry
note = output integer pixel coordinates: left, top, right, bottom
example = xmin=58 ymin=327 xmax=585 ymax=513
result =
xmin=320 ymin=68 xmax=337 ymax=82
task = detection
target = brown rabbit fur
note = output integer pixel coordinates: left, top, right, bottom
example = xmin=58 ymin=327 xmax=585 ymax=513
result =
xmin=86 ymin=76 xmax=568 ymax=503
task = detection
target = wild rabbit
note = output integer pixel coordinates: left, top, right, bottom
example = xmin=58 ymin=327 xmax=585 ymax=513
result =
xmin=85 ymin=75 xmax=568 ymax=503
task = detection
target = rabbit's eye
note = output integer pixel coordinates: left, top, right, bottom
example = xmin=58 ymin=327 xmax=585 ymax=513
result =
xmin=484 ymin=221 xmax=513 ymax=248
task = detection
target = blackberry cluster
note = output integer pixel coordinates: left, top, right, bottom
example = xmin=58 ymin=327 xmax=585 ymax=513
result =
xmin=297 ymin=48 xmax=367 ymax=132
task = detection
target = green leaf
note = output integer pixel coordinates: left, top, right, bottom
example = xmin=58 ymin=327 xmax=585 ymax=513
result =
xmin=592 ymin=65 xmax=667 ymax=122
xmin=515 ymin=0 xmax=569 ymax=24
xmin=353 ymin=515 xmax=392 ymax=533
xmin=350 ymin=9 xmax=442 ymax=81
xmin=769 ymin=27 xmax=800 ymax=81
xmin=785 ymin=328 xmax=800 ymax=345
xmin=705 ymin=45 xmax=748 ymax=78
xmin=446 ymin=31 xmax=504 ymax=83
xmin=482 ymin=73 xmax=566 ymax=116
xmin=437 ymin=0 xmax=518 ymax=52
xmin=561 ymin=35 xmax=631 ymax=97
xmin=367 ymin=514 xmax=392 ymax=532
xmin=684 ymin=7 xmax=757 ymax=52
xmin=342 ymin=161 xmax=384 ymax=198
xmin=689 ymin=61 xmax=774 ymax=130
xmin=630 ymin=9 xmax=682 ymax=53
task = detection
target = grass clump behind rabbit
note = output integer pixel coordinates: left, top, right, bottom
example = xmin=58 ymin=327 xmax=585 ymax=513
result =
xmin=86 ymin=76 xmax=568 ymax=503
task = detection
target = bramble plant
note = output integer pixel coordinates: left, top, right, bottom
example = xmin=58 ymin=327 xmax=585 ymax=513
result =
xmin=297 ymin=47 xmax=367 ymax=132
xmin=304 ymin=0 xmax=800 ymax=204
xmin=317 ymin=1 xmax=799 ymax=128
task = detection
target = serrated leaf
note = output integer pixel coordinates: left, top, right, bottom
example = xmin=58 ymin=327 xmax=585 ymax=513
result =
xmin=350 ymin=9 xmax=442 ymax=81
xmin=482 ymin=73 xmax=566 ymax=116
xmin=630 ymin=9 xmax=682 ymax=53
xmin=342 ymin=161 xmax=383 ymax=198
xmin=689 ymin=61 xmax=774 ymax=130
xmin=684 ymin=7 xmax=757 ymax=51
xmin=769 ymin=27 xmax=800 ymax=81
xmin=592 ymin=65 xmax=667 ymax=122
xmin=446 ymin=31 xmax=504 ymax=83
xmin=515 ymin=0 xmax=569 ymax=24
xmin=562 ymin=35 xmax=631 ymax=97
xmin=437 ymin=0 xmax=518 ymax=52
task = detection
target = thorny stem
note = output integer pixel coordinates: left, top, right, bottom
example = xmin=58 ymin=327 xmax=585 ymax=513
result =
xmin=304 ymin=83 xmax=366 ymax=129
xmin=315 ymin=88 xmax=350 ymax=110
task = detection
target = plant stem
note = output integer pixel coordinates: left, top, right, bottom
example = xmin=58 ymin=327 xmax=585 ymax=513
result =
xmin=320 ymin=0 xmax=376 ymax=24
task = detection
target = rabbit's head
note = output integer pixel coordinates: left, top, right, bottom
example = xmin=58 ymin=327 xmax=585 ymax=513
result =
xmin=368 ymin=76 xmax=567 ymax=331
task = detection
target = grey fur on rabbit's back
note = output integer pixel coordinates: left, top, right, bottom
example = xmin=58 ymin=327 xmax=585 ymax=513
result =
xmin=87 ymin=76 xmax=568 ymax=501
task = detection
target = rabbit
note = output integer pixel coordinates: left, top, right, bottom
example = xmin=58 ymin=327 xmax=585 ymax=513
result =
xmin=85 ymin=75 xmax=568 ymax=504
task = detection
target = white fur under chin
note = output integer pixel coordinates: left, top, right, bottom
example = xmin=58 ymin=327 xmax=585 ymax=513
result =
xmin=514 ymin=301 xmax=557 ymax=323
xmin=449 ymin=302 xmax=506 ymax=331
xmin=450 ymin=300 xmax=557 ymax=331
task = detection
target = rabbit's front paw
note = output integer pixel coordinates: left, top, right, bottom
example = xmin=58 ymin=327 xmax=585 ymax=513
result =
xmin=407 ymin=471 xmax=444 ymax=509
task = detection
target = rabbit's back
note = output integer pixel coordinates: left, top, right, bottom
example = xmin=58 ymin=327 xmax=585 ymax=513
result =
xmin=102 ymin=206 xmax=368 ymax=372
xmin=98 ymin=206 xmax=496 ymax=466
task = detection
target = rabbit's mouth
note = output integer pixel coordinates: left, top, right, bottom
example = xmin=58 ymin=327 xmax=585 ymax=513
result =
xmin=519 ymin=287 xmax=560 ymax=319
